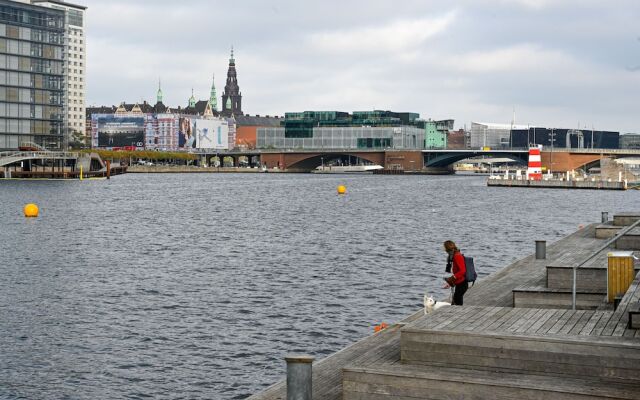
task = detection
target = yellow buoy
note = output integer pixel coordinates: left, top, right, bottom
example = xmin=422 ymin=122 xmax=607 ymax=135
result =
xmin=24 ymin=203 xmax=39 ymax=218
xmin=337 ymin=185 xmax=346 ymax=195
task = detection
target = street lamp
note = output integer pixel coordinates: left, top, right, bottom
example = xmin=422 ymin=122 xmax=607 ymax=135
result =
xmin=549 ymin=128 xmax=555 ymax=176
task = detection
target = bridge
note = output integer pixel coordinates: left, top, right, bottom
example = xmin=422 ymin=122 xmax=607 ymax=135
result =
xmin=0 ymin=150 xmax=106 ymax=178
xmin=236 ymin=148 xmax=640 ymax=173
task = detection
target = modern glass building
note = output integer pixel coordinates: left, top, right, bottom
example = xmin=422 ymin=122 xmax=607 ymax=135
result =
xmin=257 ymin=110 xmax=424 ymax=150
xmin=620 ymin=133 xmax=640 ymax=150
xmin=470 ymin=122 xmax=529 ymax=149
xmin=0 ymin=0 xmax=65 ymax=150
xmin=34 ymin=0 xmax=87 ymax=145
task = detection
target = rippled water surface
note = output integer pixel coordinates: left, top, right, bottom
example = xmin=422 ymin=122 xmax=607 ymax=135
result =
xmin=0 ymin=173 xmax=636 ymax=399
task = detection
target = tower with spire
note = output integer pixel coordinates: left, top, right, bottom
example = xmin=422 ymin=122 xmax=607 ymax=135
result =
xmin=221 ymin=46 xmax=243 ymax=117
xmin=153 ymin=78 xmax=168 ymax=113
xmin=209 ymin=74 xmax=218 ymax=112
xmin=157 ymin=78 xmax=163 ymax=104
xmin=188 ymin=88 xmax=196 ymax=108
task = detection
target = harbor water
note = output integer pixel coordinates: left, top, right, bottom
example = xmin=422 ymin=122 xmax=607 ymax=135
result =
xmin=0 ymin=173 xmax=636 ymax=399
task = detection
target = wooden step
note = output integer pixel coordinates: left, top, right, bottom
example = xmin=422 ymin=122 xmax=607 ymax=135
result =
xmin=399 ymin=328 xmax=640 ymax=384
xmin=343 ymin=362 xmax=640 ymax=400
xmin=615 ymin=230 xmax=640 ymax=250
xmin=596 ymin=223 xmax=622 ymax=239
xmin=513 ymin=285 xmax=606 ymax=309
xmin=547 ymin=265 xmax=608 ymax=291
xmin=613 ymin=213 xmax=640 ymax=227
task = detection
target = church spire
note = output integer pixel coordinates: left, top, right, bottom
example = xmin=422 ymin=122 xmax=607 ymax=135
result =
xmin=188 ymin=88 xmax=196 ymax=108
xmin=157 ymin=78 xmax=163 ymax=104
xmin=210 ymin=74 xmax=218 ymax=111
xmin=221 ymin=46 xmax=242 ymax=117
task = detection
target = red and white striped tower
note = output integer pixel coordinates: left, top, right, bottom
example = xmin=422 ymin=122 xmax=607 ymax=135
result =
xmin=527 ymin=145 xmax=543 ymax=180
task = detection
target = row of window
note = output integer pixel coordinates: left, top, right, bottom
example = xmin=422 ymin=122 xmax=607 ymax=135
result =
xmin=0 ymin=54 xmax=62 ymax=74
xmin=1 ymin=135 xmax=62 ymax=150
xmin=67 ymin=83 xmax=83 ymax=89
xmin=0 ymin=118 xmax=62 ymax=134
xmin=0 ymin=22 xmax=64 ymax=45
xmin=67 ymin=10 xmax=83 ymax=27
xmin=0 ymin=86 xmax=62 ymax=105
xmin=0 ymin=102 xmax=61 ymax=120
xmin=0 ymin=38 xmax=63 ymax=60
xmin=0 ymin=5 xmax=65 ymax=29
xmin=0 ymin=70 xmax=63 ymax=90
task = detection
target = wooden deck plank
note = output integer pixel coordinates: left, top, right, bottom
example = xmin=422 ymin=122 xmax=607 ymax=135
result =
xmin=547 ymin=309 xmax=577 ymax=335
xmin=568 ymin=310 xmax=594 ymax=335
xmin=535 ymin=309 xmax=569 ymax=334
xmin=559 ymin=310 xmax=589 ymax=335
xmin=523 ymin=309 xmax=559 ymax=334
xmin=462 ymin=307 xmax=504 ymax=331
xmin=578 ymin=310 xmax=605 ymax=336
xmin=472 ymin=307 xmax=512 ymax=332
xmin=507 ymin=308 xmax=542 ymax=333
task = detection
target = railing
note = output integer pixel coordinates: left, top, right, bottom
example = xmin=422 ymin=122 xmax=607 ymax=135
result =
xmin=571 ymin=217 xmax=640 ymax=310
xmin=0 ymin=151 xmax=82 ymax=166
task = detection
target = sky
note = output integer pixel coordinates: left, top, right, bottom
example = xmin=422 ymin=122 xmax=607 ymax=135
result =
xmin=80 ymin=0 xmax=640 ymax=132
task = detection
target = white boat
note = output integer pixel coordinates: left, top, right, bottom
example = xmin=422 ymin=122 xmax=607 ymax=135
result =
xmin=312 ymin=165 xmax=384 ymax=174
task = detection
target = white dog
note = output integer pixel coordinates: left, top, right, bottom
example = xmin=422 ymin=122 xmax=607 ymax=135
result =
xmin=424 ymin=295 xmax=451 ymax=314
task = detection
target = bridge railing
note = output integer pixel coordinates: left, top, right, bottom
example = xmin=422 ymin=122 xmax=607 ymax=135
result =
xmin=0 ymin=151 xmax=81 ymax=160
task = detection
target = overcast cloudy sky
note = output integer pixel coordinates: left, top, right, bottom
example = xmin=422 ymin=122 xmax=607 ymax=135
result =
xmin=80 ymin=0 xmax=640 ymax=132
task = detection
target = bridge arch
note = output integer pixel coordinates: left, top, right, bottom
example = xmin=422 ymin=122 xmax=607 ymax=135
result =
xmin=423 ymin=151 xmax=528 ymax=168
xmin=283 ymin=152 xmax=386 ymax=171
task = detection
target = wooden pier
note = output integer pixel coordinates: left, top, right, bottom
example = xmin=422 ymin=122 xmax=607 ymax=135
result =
xmin=248 ymin=212 xmax=640 ymax=400
xmin=488 ymin=178 xmax=629 ymax=190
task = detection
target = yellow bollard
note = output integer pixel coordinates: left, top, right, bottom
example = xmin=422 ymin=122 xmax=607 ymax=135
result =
xmin=337 ymin=185 xmax=346 ymax=195
xmin=24 ymin=203 xmax=39 ymax=218
xmin=80 ymin=165 xmax=83 ymax=181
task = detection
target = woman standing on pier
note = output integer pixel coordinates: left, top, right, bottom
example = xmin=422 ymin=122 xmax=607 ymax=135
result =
xmin=443 ymin=240 xmax=468 ymax=305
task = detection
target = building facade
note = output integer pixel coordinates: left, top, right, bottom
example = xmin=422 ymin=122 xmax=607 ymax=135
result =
xmin=0 ymin=0 xmax=66 ymax=150
xmin=33 ymin=0 xmax=86 ymax=146
xmin=235 ymin=114 xmax=282 ymax=149
xmin=510 ymin=128 xmax=619 ymax=149
xmin=620 ymin=133 xmax=640 ymax=150
xmin=470 ymin=122 xmax=529 ymax=149
xmin=257 ymin=110 xmax=424 ymax=150
xmin=90 ymin=103 xmax=236 ymax=151
xmin=422 ymin=119 xmax=452 ymax=149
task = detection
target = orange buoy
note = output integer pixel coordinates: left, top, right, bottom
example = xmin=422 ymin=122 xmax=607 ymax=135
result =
xmin=337 ymin=185 xmax=346 ymax=195
xmin=23 ymin=203 xmax=39 ymax=218
xmin=374 ymin=322 xmax=389 ymax=332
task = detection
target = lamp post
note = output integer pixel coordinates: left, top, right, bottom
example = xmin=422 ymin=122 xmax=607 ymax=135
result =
xmin=549 ymin=128 xmax=555 ymax=176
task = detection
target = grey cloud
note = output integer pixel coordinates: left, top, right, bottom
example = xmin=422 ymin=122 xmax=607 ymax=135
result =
xmin=82 ymin=0 xmax=640 ymax=132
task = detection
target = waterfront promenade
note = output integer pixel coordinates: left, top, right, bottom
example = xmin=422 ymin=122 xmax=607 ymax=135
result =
xmin=249 ymin=213 xmax=640 ymax=399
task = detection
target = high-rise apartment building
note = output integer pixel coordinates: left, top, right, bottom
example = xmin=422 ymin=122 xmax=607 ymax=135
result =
xmin=32 ymin=0 xmax=86 ymax=147
xmin=0 ymin=0 xmax=66 ymax=149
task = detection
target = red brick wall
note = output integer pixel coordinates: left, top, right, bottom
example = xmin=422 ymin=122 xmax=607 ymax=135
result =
xmin=448 ymin=129 xmax=466 ymax=149
xmin=236 ymin=126 xmax=257 ymax=149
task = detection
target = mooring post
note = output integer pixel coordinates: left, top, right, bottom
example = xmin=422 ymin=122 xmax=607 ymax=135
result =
xmin=285 ymin=355 xmax=314 ymax=400
xmin=535 ymin=240 xmax=546 ymax=260
xmin=601 ymin=211 xmax=608 ymax=224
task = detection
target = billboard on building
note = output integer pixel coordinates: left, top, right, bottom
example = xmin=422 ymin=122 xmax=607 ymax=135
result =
xmin=95 ymin=115 xmax=145 ymax=148
xmin=195 ymin=119 xmax=229 ymax=149
xmin=145 ymin=114 xmax=179 ymax=150
xmin=178 ymin=117 xmax=196 ymax=148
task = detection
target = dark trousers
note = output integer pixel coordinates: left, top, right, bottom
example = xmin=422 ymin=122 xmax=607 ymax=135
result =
xmin=453 ymin=280 xmax=468 ymax=306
